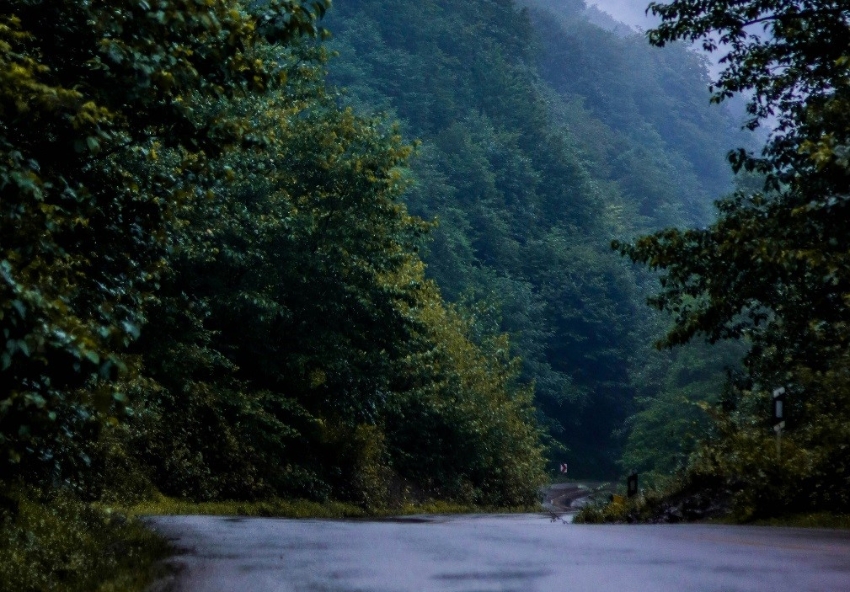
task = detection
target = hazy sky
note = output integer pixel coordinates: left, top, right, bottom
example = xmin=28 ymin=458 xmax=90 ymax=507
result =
xmin=588 ymin=0 xmax=660 ymax=31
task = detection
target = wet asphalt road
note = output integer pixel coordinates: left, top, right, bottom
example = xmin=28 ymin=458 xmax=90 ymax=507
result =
xmin=148 ymin=514 xmax=850 ymax=592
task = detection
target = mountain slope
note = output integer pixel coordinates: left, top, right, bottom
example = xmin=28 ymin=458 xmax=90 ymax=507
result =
xmin=323 ymin=0 xmax=746 ymax=476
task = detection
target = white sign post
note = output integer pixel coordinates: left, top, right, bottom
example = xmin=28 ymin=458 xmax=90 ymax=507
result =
xmin=559 ymin=463 xmax=568 ymax=474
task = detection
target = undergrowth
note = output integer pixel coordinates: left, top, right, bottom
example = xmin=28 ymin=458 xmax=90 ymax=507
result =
xmin=118 ymin=494 xmax=538 ymax=519
xmin=574 ymin=479 xmax=850 ymax=528
xmin=0 ymin=488 xmax=171 ymax=592
xmin=573 ymin=493 xmax=642 ymax=524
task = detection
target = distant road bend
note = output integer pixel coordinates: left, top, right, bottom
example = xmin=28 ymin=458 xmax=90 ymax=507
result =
xmin=541 ymin=481 xmax=599 ymax=515
xmin=149 ymin=512 xmax=850 ymax=592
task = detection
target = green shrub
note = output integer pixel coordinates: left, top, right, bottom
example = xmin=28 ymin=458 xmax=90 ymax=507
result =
xmin=0 ymin=487 xmax=169 ymax=592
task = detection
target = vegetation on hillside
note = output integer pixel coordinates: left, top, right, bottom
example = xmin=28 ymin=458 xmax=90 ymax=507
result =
xmin=2 ymin=0 xmax=546 ymax=505
xmin=324 ymin=0 xmax=747 ymax=477
xmin=0 ymin=0 xmax=551 ymax=588
xmin=615 ymin=0 xmax=850 ymax=519
xmin=6 ymin=0 xmax=840 ymax=585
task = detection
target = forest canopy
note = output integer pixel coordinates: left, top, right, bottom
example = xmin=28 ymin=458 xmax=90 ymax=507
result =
xmin=0 ymin=0 xmax=546 ymax=526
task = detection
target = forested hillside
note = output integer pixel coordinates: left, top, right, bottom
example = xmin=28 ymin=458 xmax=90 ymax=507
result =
xmin=8 ymin=0 xmax=830 ymax=585
xmin=324 ymin=0 xmax=748 ymax=476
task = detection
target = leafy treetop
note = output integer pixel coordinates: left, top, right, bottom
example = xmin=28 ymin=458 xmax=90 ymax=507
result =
xmin=617 ymin=0 xmax=850 ymax=515
xmin=0 ymin=0 xmax=328 ymax=481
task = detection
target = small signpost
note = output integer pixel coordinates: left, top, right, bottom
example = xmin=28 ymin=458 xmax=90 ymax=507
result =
xmin=627 ymin=472 xmax=638 ymax=498
xmin=559 ymin=463 xmax=568 ymax=475
xmin=773 ymin=387 xmax=786 ymax=460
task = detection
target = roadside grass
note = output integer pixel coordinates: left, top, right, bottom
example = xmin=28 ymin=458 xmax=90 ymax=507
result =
xmin=572 ymin=495 xmax=636 ymax=524
xmin=116 ymin=494 xmax=540 ymax=519
xmin=574 ymin=488 xmax=850 ymax=529
xmin=0 ymin=488 xmax=171 ymax=592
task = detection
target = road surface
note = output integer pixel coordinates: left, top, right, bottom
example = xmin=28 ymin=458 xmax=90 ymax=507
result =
xmin=148 ymin=514 xmax=850 ymax=591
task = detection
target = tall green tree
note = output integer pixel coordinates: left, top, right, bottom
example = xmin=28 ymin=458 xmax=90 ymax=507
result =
xmin=619 ymin=0 xmax=850 ymax=516
xmin=0 ymin=0 xmax=329 ymax=484
xmin=110 ymin=41 xmax=546 ymax=506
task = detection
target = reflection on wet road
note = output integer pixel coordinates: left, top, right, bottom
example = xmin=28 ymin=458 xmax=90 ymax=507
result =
xmin=148 ymin=514 xmax=850 ymax=591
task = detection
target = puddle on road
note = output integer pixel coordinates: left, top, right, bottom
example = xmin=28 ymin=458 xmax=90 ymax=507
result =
xmin=435 ymin=569 xmax=553 ymax=581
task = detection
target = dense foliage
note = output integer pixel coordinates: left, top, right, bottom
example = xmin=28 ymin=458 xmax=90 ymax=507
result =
xmin=0 ymin=486 xmax=168 ymax=592
xmin=0 ymin=0 xmax=331 ymax=485
xmin=324 ymin=0 xmax=746 ymax=476
xmin=2 ymin=3 xmax=553 ymax=586
xmin=2 ymin=0 xmax=547 ymax=510
xmin=6 ymin=4 xmax=814 ymax=582
xmin=115 ymin=46 xmax=545 ymax=506
xmin=619 ymin=0 xmax=850 ymax=516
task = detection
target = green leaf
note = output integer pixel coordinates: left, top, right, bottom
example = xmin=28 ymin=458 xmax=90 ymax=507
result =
xmin=121 ymin=320 xmax=141 ymax=340
xmin=11 ymin=299 xmax=25 ymax=319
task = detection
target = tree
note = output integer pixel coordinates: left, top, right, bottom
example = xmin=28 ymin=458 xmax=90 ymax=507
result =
xmin=104 ymin=39 xmax=546 ymax=506
xmin=123 ymin=44 xmax=428 ymax=501
xmin=618 ymin=0 xmax=850 ymax=515
xmin=0 ymin=0 xmax=329 ymax=484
